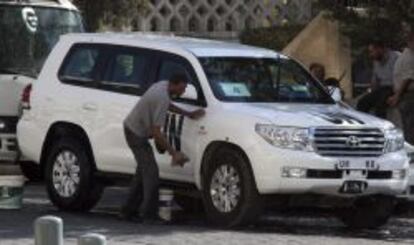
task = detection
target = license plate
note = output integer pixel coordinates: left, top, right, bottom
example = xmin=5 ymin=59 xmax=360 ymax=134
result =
xmin=335 ymin=159 xmax=379 ymax=170
xmin=340 ymin=181 xmax=368 ymax=194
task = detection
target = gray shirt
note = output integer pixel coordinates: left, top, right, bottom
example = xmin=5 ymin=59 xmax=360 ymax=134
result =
xmin=393 ymin=48 xmax=414 ymax=92
xmin=372 ymin=50 xmax=400 ymax=87
xmin=124 ymin=81 xmax=170 ymax=138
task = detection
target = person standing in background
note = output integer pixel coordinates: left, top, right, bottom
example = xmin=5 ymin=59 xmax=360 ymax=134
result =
xmin=388 ymin=32 xmax=414 ymax=144
xmin=309 ymin=63 xmax=326 ymax=82
xmin=356 ymin=40 xmax=400 ymax=119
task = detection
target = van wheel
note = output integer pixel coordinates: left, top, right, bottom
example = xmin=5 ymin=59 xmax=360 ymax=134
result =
xmin=337 ymin=195 xmax=395 ymax=229
xmin=174 ymin=193 xmax=204 ymax=213
xmin=202 ymin=147 xmax=262 ymax=228
xmin=45 ymin=137 xmax=103 ymax=211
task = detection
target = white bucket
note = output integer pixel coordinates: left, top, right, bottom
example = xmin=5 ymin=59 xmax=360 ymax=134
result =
xmin=159 ymin=189 xmax=174 ymax=221
xmin=0 ymin=175 xmax=25 ymax=209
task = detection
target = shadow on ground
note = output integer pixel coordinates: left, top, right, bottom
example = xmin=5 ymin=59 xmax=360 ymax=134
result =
xmin=0 ymin=184 xmax=414 ymax=244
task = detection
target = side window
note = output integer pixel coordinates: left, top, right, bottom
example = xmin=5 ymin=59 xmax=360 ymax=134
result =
xmin=105 ymin=49 xmax=150 ymax=89
xmin=60 ymin=46 xmax=100 ymax=82
xmin=158 ymin=60 xmax=193 ymax=85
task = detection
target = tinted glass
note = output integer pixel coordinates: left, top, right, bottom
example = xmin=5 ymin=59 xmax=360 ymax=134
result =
xmin=60 ymin=47 xmax=99 ymax=82
xmin=0 ymin=5 xmax=84 ymax=78
xmin=200 ymin=57 xmax=333 ymax=104
xmin=106 ymin=51 xmax=149 ymax=88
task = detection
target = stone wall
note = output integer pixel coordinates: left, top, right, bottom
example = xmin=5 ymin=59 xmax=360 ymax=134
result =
xmin=132 ymin=0 xmax=313 ymax=39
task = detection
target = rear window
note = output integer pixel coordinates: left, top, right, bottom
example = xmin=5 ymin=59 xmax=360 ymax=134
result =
xmin=59 ymin=45 xmax=101 ymax=83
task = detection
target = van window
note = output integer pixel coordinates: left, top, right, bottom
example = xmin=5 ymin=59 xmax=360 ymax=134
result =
xmin=158 ymin=60 xmax=192 ymax=83
xmin=105 ymin=51 xmax=149 ymax=88
xmin=60 ymin=46 xmax=100 ymax=83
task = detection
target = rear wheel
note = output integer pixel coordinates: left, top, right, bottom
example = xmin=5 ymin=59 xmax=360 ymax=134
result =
xmin=202 ymin=147 xmax=262 ymax=228
xmin=45 ymin=137 xmax=103 ymax=211
xmin=337 ymin=195 xmax=395 ymax=229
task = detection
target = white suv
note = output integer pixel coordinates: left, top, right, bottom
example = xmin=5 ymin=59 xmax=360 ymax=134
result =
xmin=18 ymin=33 xmax=409 ymax=228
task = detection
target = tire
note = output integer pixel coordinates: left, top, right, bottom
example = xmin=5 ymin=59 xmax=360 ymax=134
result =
xmin=45 ymin=137 xmax=103 ymax=212
xmin=19 ymin=161 xmax=42 ymax=182
xmin=202 ymin=147 xmax=262 ymax=228
xmin=337 ymin=195 xmax=396 ymax=229
xmin=174 ymin=193 xmax=204 ymax=213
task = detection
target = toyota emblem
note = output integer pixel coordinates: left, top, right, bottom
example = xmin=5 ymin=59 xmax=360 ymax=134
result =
xmin=346 ymin=136 xmax=361 ymax=148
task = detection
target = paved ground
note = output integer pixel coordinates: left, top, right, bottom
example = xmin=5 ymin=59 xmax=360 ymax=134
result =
xmin=2 ymin=184 xmax=414 ymax=245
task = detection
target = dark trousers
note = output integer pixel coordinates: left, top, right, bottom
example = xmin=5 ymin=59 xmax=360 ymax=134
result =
xmin=399 ymin=91 xmax=414 ymax=145
xmin=357 ymin=86 xmax=393 ymax=119
xmin=122 ymin=126 xmax=159 ymax=219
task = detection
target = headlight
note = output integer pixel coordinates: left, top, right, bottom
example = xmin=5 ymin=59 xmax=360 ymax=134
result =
xmin=384 ymin=128 xmax=405 ymax=153
xmin=255 ymin=124 xmax=313 ymax=151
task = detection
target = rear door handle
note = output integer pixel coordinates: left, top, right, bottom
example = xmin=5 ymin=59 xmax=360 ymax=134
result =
xmin=82 ymin=103 xmax=98 ymax=111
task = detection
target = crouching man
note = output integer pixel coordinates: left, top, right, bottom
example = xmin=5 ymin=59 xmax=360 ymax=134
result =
xmin=120 ymin=73 xmax=205 ymax=224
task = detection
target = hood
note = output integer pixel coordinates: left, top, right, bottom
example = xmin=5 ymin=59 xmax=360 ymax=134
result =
xmin=222 ymin=103 xmax=395 ymax=129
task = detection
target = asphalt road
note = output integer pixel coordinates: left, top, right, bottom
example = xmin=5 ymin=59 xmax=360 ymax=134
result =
xmin=2 ymin=184 xmax=414 ymax=245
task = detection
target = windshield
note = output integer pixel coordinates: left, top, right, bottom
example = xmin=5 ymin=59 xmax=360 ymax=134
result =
xmin=0 ymin=5 xmax=83 ymax=77
xmin=200 ymin=57 xmax=334 ymax=104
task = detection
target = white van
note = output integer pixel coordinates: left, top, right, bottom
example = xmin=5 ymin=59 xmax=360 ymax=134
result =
xmin=17 ymin=33 xmax=409 ymax=228
xmin=0 ymin=0 xmax=83 ymax=175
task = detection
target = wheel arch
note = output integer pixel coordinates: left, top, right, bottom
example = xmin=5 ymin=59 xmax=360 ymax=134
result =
xmin=40 ymin=121 xmax=97 ymax=177
xmin=199 ymin=141 xmax=257 ymax=190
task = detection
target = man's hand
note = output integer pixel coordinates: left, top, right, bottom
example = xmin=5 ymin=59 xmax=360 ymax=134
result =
xmin=387 ymin=94 xmax=400 ymax=107
xmin=171 ymin=151 xmax=189 ymax=167
xmin=188 ymin=109 xmax=205 ymax=120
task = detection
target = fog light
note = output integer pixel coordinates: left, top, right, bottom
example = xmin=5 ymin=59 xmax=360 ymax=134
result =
xmin=282 ymin=167 xmax=307 ymax=178
xmin=392 ymin=169 xmax=407 ymax=180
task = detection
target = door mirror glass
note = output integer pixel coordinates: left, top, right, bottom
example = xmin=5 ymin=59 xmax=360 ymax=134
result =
xmin=181 ymin=84 xmax=198 ymax=100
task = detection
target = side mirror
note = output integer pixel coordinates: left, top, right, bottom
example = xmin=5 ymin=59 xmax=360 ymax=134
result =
xmin=328 ymin=86 xmax=342 ymax=102
xmin=181 ymin=84 xmax=198 ymax=100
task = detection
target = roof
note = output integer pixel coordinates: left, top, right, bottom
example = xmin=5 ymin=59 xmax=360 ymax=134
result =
xmin=0 ymin=0 xmax=78 ymax=10
xmin=62 ymin=32 xmax=280 ymax=58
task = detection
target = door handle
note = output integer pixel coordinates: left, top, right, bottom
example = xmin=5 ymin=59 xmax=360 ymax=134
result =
xmin=82 ymin=103 xmax=98 ymax=111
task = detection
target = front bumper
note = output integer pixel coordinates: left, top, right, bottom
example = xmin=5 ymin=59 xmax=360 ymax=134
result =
xmin=247 ymin=142 xmax=409 ymax=197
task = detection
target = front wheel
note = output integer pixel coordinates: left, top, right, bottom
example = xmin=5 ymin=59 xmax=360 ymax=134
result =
xmin=202 ymin=147 xmax=262 ymax=228
xmin=45 ymin=137 xmax=103 ymax=212
xmin=337 ymin=195 xmax=396 ymax=229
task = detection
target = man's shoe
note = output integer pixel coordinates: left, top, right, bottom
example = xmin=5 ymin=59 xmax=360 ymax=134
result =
xmin=142 ymin=216 xmax=170 ymax=226
xmin=118 ymin=213 xmax=142 ymax=223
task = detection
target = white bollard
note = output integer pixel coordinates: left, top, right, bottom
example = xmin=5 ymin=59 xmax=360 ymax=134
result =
xmin=34 ymin=216 xmax=64 ymax=245
xmin=78 ymin=233 xmax=107 ymax=245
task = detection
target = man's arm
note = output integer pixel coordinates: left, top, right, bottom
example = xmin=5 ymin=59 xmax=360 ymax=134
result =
xmin=169 ymin=103 xmax=205 ymax=119
xmin=152 ymin=125 xmax=175 ymax=156
xmin=388 ymin=79 xmax=414 ymax=106
xmin=152 ymin=125 xmax=188 ymax=166
xmin=169 ymin=103 xmax=191 ymax=117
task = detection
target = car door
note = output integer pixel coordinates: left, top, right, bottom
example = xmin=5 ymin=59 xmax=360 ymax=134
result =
xmin=50 ymin=44 xmax=107 ymax=153
xmin=91 ymin=46 xmax=156 ymax=174
xmin=150 ymin=52 xmax=207 ymax=183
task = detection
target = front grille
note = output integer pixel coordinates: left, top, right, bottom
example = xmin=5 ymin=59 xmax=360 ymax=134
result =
xmin=0 ymin=117 xmax=18 ymax=134
xmin=313 ymin=127 xmax=385 ymax=157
